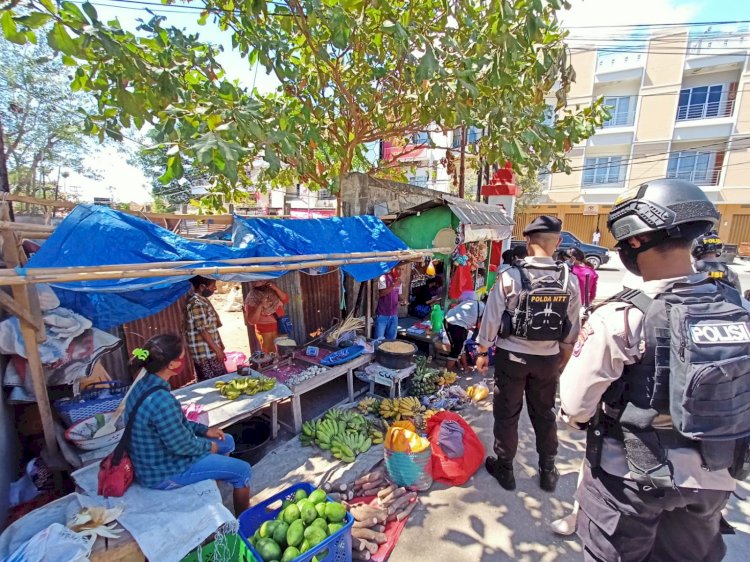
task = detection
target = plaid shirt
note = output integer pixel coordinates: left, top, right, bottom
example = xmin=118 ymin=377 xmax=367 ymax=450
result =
xmin=125 ymin=373 xmax=211 ymax=488
xmin=186 ymin=293 xmax=223 ymax=363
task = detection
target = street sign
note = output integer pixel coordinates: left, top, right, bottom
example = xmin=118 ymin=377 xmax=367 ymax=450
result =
xmin=583 ymin=204 xmax=599 ymax=216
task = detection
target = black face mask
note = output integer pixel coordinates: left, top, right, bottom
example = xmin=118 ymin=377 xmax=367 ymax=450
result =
xmin=616 ymin=232 xmax=667 ymax=277
xmin=201 ymin=289 xmax=215 ymax=298
xmin=617 ymin=244 xmax=642 ymax=276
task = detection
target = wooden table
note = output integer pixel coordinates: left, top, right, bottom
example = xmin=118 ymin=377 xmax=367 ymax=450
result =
xmin=172 ymin=373 xmax=293 ymax=438
xmin=286 ymin=353 xmax=374 ymax=433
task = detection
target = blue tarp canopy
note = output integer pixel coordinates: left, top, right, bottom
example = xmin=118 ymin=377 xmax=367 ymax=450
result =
xmin=23 ymin=205 xmax=407 ymax=329
xmin=232 ymin=214 xmax=406 ymax=282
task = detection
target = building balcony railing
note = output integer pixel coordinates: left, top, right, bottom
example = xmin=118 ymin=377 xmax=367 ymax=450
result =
xmin=688 ymin=35 xmax=748 ymax=57
xmin=666 ymin=168 xmax=721 ymax=186
xmin=596 ymin=52 xmax=645 ymax=73
xmin=601 ymin=111 xmax=636 ymax=129
xmin=676 ymin=99 xmax=735 ymax=121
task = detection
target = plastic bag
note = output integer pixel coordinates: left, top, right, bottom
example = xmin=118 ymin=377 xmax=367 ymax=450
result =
xmin=467 ymin=381 xmax=490 ymax=401
xmin=427 ymin=411 xmax=486 ymax=486
xmin=6 ymin=523 xmax=92 ymax=562
xmin=181 ymin=403 xmax=209 ymax=426
xmin=385 ymin=422 xmax=430 ymax=453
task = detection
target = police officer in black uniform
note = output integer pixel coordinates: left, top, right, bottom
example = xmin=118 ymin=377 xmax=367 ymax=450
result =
xmin=560 ymin=179 xmax=749 ymax=562
xmin=692 ymin=230 xmax=742 ymax=291
xmin=478 ymin=216 xmax=581 ymax=492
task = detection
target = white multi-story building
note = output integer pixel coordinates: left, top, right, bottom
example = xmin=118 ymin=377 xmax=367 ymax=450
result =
xmin=546 ymin=24 xmax=750 ymax=213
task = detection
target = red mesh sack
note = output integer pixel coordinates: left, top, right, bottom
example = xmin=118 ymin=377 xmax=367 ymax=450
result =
xmin=426 ymin=411 xmax=485 ymax=486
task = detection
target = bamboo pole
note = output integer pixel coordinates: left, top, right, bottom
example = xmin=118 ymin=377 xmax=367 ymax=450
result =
xmin=0 ymin=248 xmax=450 ymax=279
xmin=366 ymin=280 xmax=372 ymax=339
xmin=0 ymin=251 xmax=444 ymax=287
xmin=0 ymin=221 xmax=55 ymax=233
xmin=0 ymin=205 xmax=58 ymax=459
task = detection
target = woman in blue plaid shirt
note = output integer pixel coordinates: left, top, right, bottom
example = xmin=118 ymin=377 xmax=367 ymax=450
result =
xmin=125 ymin=334 xmax=252 ymax=513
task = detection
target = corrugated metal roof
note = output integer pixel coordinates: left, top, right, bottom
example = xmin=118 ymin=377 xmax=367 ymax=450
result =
xmin=441 ymin=194 xmax=514 ymax=227
xmin=391 ymin=195 xmax=514 ymax=228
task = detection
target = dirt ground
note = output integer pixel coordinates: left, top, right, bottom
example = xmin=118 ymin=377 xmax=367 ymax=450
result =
xmin=210 ymin=282 xmax=252 ymax=357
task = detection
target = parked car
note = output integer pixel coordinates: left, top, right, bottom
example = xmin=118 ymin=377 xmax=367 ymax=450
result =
xmin=511 ymin=230 xmax=610 ymax=269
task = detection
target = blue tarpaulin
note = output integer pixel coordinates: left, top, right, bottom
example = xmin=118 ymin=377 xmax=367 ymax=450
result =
xmin=23 ymin=205 xmax=406 ymax=329
xmin=232 ymin=214 xmax=406 ymax=282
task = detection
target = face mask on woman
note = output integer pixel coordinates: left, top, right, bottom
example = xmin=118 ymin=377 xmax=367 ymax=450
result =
xmin=201 ymin=287 xmax=215 ymax=298
xmin=170 ymin=353 xmax=187 ymax=375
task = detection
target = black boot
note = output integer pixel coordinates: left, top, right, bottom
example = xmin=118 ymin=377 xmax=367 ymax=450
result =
xmin=485 ymin=457 xmax=516 ymax=490
xmin=539 ymin=457 xmax=559 ymax=492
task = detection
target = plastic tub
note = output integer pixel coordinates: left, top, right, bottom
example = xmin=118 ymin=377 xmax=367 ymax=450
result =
xmin=238 ymin=483 xmax=353 ymax=562
xmin=227 ymin=417 xmax=271 ymax=465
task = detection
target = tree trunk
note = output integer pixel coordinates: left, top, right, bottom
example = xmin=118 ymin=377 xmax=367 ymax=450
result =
xmin=0 ymin=116 xmax=14 ymax=220
xmin=458 ymin=125 xmax=467 ymax=198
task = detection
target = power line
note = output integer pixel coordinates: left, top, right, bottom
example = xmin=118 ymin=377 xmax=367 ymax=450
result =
xmin=562 ymin=136 xmax=750 ymax=173
xmin=562 ymin=19 xmax=750 ymax=30
xmin=542 ymin=159 xmax=750 ymax=192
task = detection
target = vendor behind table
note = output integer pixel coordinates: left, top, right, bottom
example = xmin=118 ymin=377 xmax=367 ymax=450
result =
xmin=185 ymin=276 xmax=227 ymax=381
xmin=244 ymin=280 xmax=290 ymax=354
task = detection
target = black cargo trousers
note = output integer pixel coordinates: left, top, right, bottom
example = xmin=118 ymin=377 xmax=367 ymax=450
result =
xmin=492 ymin=348 xmax=560 ymax=462
xmin=576 ymin=463 xmax=730 ymax=562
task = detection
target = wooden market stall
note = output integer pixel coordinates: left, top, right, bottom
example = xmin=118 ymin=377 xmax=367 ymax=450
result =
xmin=0 ymin=200 xmax=451 ymax=561
xmin=384 ymin=194 xmax=514 ymax=354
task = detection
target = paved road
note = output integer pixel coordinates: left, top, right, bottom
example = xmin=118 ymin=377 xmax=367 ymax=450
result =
xmin=391 ymin=255 xmax=750 ymax=562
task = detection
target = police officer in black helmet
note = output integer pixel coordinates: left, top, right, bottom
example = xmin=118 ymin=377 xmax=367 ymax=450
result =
xmin=560 ymin=179 xmax=750 ymax=561
xmin=692 ymin=230 xmax=742 ymax=292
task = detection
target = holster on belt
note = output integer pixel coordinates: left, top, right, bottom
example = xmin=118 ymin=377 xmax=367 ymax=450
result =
xmin=619 ymin=403 xmax=675 ymax=490
xmin=585 ymin=404 xmax=605 ymax=469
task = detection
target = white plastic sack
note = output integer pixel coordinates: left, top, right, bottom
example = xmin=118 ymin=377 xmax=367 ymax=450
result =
xmin=6 ymin=523 xmax=91 ymax=562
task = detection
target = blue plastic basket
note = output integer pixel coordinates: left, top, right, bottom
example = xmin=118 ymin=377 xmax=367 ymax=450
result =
xmin=238 ymin=483 xmax=353 ymax=562
xmin=54 ymin=381 xmax=129 ymax=426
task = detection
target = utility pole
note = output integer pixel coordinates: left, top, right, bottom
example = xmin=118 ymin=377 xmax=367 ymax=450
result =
xmin=476 ymin=158 xmax=484 ymax=202
xmin=458 ymin=125 xmax=467 ymax=198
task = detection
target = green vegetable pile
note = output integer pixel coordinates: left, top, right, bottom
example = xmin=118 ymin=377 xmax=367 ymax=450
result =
xmin=249 ymin=488 xmax=347 ymax=562
xmin=408 ymin=357 xmax=440 ymax=397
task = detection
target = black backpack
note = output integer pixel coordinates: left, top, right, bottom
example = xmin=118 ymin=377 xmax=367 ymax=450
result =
xmin=504 ymin=262 xmax=573 ymax=342
xmin=607 ymin=279 xmax=750 ymax=487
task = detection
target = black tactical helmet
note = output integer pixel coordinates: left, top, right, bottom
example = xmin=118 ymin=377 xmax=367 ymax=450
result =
xmin=607 ymin=179 xmax=719 ymax=242
xmin=692 ymin=230 xmax=723 ymax=259
xmin=607 ymin=179 xmax=719 ymax=275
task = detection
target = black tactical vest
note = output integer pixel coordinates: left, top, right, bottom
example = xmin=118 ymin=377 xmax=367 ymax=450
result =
xmin=603 ymin=279 xmax=750 ymax=488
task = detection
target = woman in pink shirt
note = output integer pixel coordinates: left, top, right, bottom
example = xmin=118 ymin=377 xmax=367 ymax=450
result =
xmin=566 ymin=248 xmax=598 ymax=307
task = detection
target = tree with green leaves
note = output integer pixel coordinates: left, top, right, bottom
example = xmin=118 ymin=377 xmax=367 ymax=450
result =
xmin=0 ymin=39 xmax=97 ymax=208
xmin=2 ymin=0 xmax=605 ymax=213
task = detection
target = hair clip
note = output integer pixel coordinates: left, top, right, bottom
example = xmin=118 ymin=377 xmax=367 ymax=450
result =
xmin=132 ymin=348 xmax=149 ymax=361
